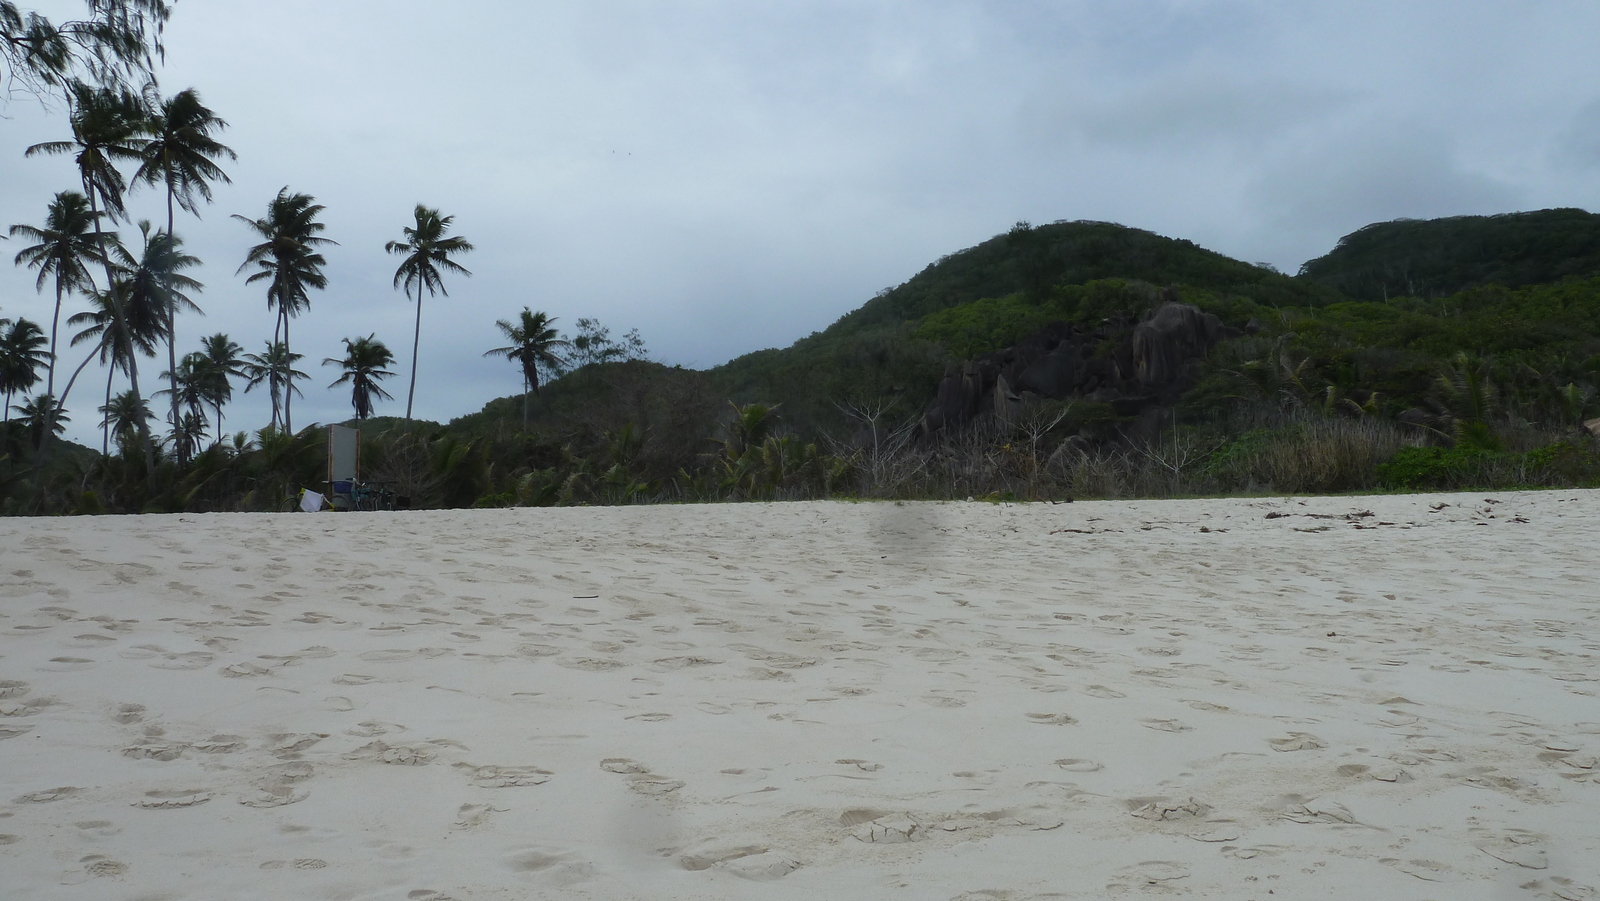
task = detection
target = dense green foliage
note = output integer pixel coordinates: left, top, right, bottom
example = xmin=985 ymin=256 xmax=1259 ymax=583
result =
xmin=1300 ymin=208 xmax=1600 ymax=300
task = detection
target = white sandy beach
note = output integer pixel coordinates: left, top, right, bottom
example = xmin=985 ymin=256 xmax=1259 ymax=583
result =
xmin=1 ymin=493 xmax=1597 ymax=900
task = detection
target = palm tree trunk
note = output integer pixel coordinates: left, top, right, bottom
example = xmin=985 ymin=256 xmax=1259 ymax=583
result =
xmin=283 ymin=310 xmax=293 ymax=433
xmin=269 ymin=311 xmax=282 ymax=431
xmin=405 ymin=285 xmax=421 ymax=424
xmin=46 ymin=279 xmax=63 ymax=398
xmin=103 ymin=364 xmax=114 ymax=455
xmin=84 ymin=185 xmax=154 ymax=476
xmin=522 ymin=372 xmax=529 ymax=434
xmin=165 ymin=186 xmax=181 ymax=464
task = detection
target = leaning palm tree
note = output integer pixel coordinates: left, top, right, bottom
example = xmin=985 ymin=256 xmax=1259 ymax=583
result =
xmin=386 ymin=205 xmax=472 ymax=423
xmin=9 ymin=190 xmax=108 ymax=397
xmin=483 ymin=308 xmax=569 ymax=433
xmin=240 ymin=340 xmax=306 ymax=431
xmin=133 ymin=86 xmax=235 ymax=438
xmin=324 ymin=334 xmax=396 ymax=421
xmin=198 ymin=332 xmax=244 ymax=438
xmin=26 ymin=81 xmax=153 ymax=466
xmin=0 ymin=318 xmax=50 ymax=421
xmin=234 ymin=188 xmax=334 ymax=433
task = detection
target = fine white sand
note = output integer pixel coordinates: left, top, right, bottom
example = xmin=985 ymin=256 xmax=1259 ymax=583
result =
xmin=2 ymin=493 xmax=1597 ymax=900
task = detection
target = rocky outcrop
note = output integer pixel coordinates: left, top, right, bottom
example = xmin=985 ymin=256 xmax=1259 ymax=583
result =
xmin=919 ymin=294 xmax=1239 ymax=437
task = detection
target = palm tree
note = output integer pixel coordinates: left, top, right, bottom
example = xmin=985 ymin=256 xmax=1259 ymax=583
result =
xmin=114 ymin=221 xmax=201 ymax=460
xmin=234 ymin=188 xmax=334 ymax=433
xmin=9 ymin=191 xmax=108 ymax=397
xmin=98 ymin=388 xmax=152 ymax=455
xmin=133 ymin=86 xmax=234 ymax=439
xmin=241 ymin=340 xmax=306 ymax=431
xmin=198 ymin=332 xmax=243 ymax=438
xmin=324 ymin=334 xmax=396 ymax=421
xmin=0 ymin=318 xmax=49 ymax=421
xmin=386 ymin=205 xmax=472 ymax=423
xmin=14 ymin=393 xmax=68 ymax=449
xmin=25 ymin=81 xmax=154 ymax=466
xmin=483 ymin=308 xmax=569 ymax=433
xmin=157 ymin=351 xmax=210 ymax=439
xmin=64 ymin=279 xmax=164 ymax=454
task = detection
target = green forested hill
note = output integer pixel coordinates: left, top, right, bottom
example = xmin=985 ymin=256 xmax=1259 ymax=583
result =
xmin=709 ymin=220 xmax=1341 ymax=433
xmin=1299 ymin=208 xmax=1600 ymax=300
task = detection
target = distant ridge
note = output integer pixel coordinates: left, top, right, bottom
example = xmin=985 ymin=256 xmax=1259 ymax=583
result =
xmin=1300 ymin=208 xmax=1600 ymax=300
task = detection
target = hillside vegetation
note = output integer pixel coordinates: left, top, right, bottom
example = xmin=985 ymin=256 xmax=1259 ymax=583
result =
xmin=9 ymin=211 xmax=1600 ymax=513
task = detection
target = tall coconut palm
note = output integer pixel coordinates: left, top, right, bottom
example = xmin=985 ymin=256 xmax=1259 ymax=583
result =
xmin=25 ymin=81 xmax=153 ymax=466
xmin=240 ymin=340 xmax=306 ymax=431
xmin=133 ymin=86 xmax=234 ymax=438
xmin=386 ymin=205 xmax=472 ymax=423
xmin=198 ymin=332 xmax=243 ymax=438
xmin=0 ymin=317 xmax=49 ymax=422
xmin=483 ymin=308 xmax=569 ymax=433
xmin=14 ymin=393 xmax=68 ymax=449
xmin=9 ymin=190 xmax=108 ymax=397
xmin=234 ymin=188 xmax=333 ymax=433
xmin=157 ymin=351 xmax=210 ymax=442
xmin=98 ymin=389 xmax=153 ymax=455
xmin=64 ymin=278 xmax=164 ymax=454
xmin=324 ymin=334 xmax=396 ymax=421
xmin=114 ymin=221 xmax=200 ymax=460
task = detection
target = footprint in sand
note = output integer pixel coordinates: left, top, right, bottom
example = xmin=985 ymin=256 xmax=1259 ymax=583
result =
xmin=111 ymin=703 xmax=146 ymax=724
xmin=260 ymin=858 xmax=328 ymax=869
xmin=1474 ymin=830 xmax=1549 ymax=870
xmin=267 ymin=733 xmax=328 ymax=756
xmin=1269 ymin=733 xmax=1327 ymax=752
xmin=121 ymin=743 xmax=184 ymax=761
xmin=0 ymin=680 xmax=30 ymax=698
xmin=1027 ymin=713 xmax=1078 ymax=726
xmin=558 ymin=657 xmax=627 ymax=672
xmin=1054 ymin=758 xmax=1103 ymax=772
xmin=346 ymin=741 xmax=436 ymax=766
xmin=626 ymin=775 xmax=685 ymax=795
xmin=66 ymin=633 xmax=117 ymax=648
xmin=600 ymin=758 xmax=649 ymax=774
xmin=1139 ymin=718 xmax=1192 ymax=733
xmin=1129 ymin=797 xmax=1210 ymax=821
xmin=835 ymin=758 xmax=884 ymax=772
xmin=38 ymin=657 xmax=94 ymax=671
xmin=1106 ymin=860 xmax=1189 ymax=894
xmin=503 ymin=847 xmax=595 ymax=885
xmin=332 ymin=674 xmax=378 ymax=685
xmin=137 ymin=789 xmax=211 ymax=808
xmin=462 ymin=765 xmax=553 ymax=788
xmin=0 ymin=696 xmax=58 ymax=717
xmin=1381 ymin=857 xmax=1456 ymax=882
xmin=626 ymin=712 xmax=672 ymax=722
xmin=17 ymin=786 xmax=79 ymax=803
xmin=220 ymin=662 xmax=273 ymax=678
xmin=120 ymin=645 xmax=214 ymax=670
xmin=0 ymin=724 xmax=34 ymax=740
xmin=81 ymin=855 xmax=129 ymax=876
xmin=1083 ymin=685 xmax=1126 ymax=699
xmin=1281 ymin=798 xmax=1357 ymax=824
xmin=679 ymin=840 xmax=800 ymax=881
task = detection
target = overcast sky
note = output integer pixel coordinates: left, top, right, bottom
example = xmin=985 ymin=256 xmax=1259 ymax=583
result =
xmin=5 ymin=0 xmax=1600 ymax=447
